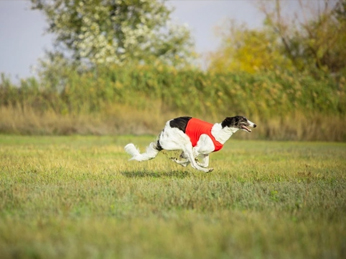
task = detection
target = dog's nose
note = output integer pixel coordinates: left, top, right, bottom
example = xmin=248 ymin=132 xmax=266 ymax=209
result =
xmin=253 ymin=124 xmax=257 ymax=128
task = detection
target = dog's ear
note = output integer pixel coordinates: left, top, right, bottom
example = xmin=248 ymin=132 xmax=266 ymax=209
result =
xmin=221 ymin=117 xmax=238 ymax=128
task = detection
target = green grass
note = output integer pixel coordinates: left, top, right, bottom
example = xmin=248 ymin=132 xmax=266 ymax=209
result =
xmin=0 ymin=135 xmax=345 ymax=259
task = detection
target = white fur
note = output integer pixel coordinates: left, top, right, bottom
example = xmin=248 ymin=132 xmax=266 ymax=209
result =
xmin=124 ymin=142 xmax=158 ymax=161
xmin=125 ymin=117 xmax=256 ymax=173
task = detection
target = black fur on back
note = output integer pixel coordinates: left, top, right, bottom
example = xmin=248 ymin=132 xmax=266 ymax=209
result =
xmin=169 ymin=116 xmax=192 ymax=133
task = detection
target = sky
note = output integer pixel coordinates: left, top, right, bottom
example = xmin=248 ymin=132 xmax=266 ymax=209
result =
xmin=0 ymin=0 xmax=266 ymax=81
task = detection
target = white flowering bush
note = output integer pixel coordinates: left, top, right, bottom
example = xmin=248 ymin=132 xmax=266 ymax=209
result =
xmin=32 ymin=0 xmax=194 ymax=66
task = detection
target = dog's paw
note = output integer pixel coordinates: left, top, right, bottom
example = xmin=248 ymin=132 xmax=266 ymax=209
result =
xmin=170 ymin=157 xmax=188 ymax=167
xmin=206 ymin=168 xmax=214 ymax=173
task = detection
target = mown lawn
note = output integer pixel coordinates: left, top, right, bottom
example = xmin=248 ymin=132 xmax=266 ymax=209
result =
xmin=0 ymin=135 xmax=345 ymax=259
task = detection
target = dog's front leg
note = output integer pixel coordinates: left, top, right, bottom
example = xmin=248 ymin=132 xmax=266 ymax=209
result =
xmin=197 ymin=154 xmax=209 ymax=168
xmin=184 ymin=147 xmax=213 ymax=173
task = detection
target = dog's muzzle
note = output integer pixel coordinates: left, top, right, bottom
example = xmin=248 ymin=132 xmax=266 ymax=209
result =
xmin=242 ymin=121 xmax=256 ymax=132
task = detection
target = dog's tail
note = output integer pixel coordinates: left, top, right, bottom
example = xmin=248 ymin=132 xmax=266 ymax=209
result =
xmin=124 ymin=141 xmax=162 ymax=161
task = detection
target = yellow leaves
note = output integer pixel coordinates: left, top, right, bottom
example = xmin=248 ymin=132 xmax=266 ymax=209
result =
xmin=208 ymin=25 xmax=294 ymax=74
xmin=115 ymin=81 xmax=123 ymax=90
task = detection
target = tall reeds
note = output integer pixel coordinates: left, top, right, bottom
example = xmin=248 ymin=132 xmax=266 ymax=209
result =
xmin=1 ymin=66 xmax=345 ymax=140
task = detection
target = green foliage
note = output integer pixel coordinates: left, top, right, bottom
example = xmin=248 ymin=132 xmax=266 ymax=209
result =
xmin=0 ymin=136 xmax=345 ymax=258
xmin=31 ymin=0 xmax=194 ymax=66
xmin=208 ymin=0 xmax=346 ymax=76
xmin=1 ymin=67 xmax=345 ymax=117
xmin=1 ymin=67 xmax=345 ymax=140
xmin=258 ymin=0 xmax=346 ymax=75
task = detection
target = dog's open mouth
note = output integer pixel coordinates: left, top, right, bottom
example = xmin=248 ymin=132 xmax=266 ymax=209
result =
xmin=241 ymin=125 xmax=252 ymax=132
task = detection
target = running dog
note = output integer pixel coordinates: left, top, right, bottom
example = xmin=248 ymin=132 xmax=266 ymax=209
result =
xmin=124 ymin=116 xmax=256 ymax=173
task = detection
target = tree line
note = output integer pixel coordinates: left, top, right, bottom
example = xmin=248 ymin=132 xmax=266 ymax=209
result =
xmin=0 ymin=0 xmax=345 ymax=140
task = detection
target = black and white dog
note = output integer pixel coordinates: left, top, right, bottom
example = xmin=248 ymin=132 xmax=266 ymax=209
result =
xmin=125 ymin=116 xmax=256 ymax=173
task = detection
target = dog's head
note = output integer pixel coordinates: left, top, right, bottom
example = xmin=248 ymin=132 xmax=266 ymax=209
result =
xmin=221 ymin=116 xmax=257 ymax=133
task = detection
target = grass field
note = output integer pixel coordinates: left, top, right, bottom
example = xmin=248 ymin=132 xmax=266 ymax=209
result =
xmin=0 ymin=135 xmax=345 ymax=259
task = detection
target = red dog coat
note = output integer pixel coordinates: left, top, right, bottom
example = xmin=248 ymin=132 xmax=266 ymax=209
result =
xmin=185 ymin=118 xmax=223 ymax=152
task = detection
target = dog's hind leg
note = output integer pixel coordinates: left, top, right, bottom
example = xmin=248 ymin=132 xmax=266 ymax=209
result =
xmin=171 ymin=157 xmax=189 ymax=167
xmin=170 ymin=152 xmax=190 ymax=167
xmin=173 ymin=152 xmax=209 ymax=168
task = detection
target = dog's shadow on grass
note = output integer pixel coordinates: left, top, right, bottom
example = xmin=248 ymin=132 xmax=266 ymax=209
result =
xmin=121 ymin=170 xmax=190 ymax=179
